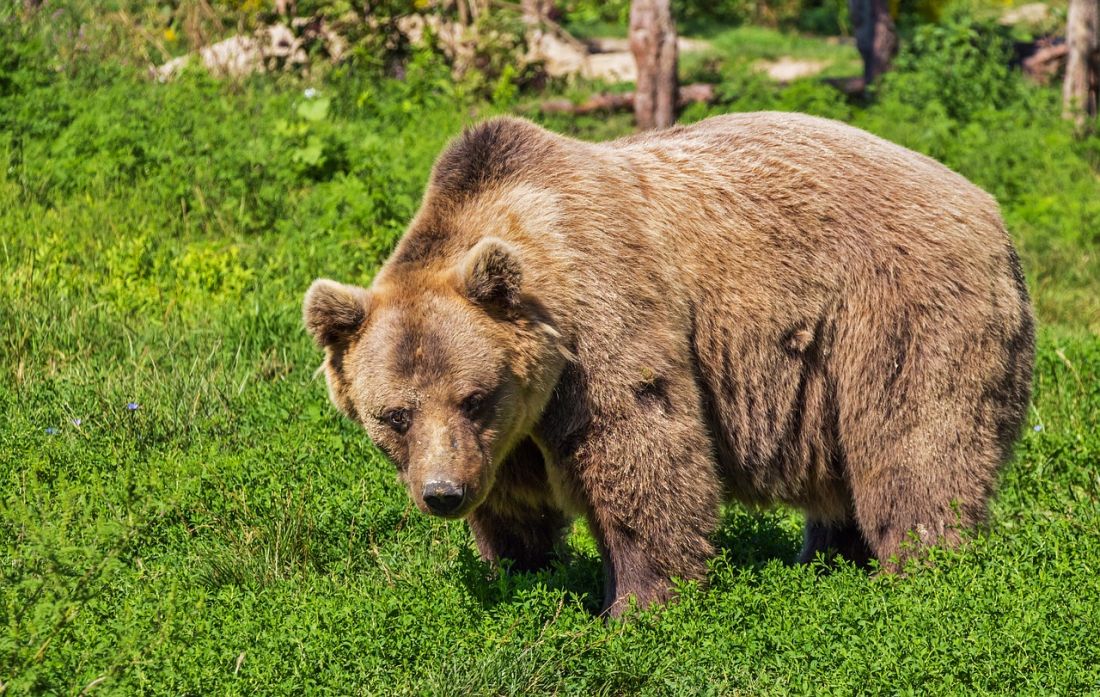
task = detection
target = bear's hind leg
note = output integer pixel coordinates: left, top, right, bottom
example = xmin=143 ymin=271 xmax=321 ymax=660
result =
xmin=849 ymin=455 xmax=984 ymax=569
xmin=834 ymin=296 xmax=1022 ymax=568
xmin=799 ymin=518 xmax=874 ymax=567
xmin=844 ymin=404 xmax=998 ymax=569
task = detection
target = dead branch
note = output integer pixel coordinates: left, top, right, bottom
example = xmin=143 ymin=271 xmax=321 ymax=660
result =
xmin=538 ymin=82 xmax=714 ymax=115
xmin=1023 ymin=42 xmax=1069 ymax=84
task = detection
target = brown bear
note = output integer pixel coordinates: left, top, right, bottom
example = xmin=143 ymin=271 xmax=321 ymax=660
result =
xmin=303 ymin=112 xmax=1034 ymax=616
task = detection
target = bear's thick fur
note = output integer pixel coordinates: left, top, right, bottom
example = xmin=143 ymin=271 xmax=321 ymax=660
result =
xmin=304 ymin=113 xmax=1035 ymax=616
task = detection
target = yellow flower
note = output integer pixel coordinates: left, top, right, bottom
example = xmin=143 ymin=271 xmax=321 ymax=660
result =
xmin=164 ymin=27 xmax=177 ymax=42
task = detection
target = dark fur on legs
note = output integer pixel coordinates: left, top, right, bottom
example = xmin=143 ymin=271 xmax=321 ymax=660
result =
xmin=799 ymin=518 xmax=874 ymax=567
xmin=467 ymin=438 xmax=569 ymax=572
xmin=542 ymin=364 xmax=721 ymax=617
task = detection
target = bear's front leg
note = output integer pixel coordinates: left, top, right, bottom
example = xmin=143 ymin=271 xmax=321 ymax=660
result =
xmin=466 ymin=437 xmax=569 ymax=573
xmin=571 ymin=395 xmax=722 ymax=617
xmin=467 ymin=502 xmax=568 ymax=573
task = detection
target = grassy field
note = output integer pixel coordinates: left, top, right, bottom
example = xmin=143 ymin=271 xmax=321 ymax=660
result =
xmin=3 ymin=8 xmax=1100 ymax=695
xmin=680 ymin=26 xmax=863 ymax=80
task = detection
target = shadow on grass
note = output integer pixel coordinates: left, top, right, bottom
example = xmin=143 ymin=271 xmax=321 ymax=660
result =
xmin=456 ymin=506 xmax=805 ymax=613
xmin=455 ymin=543 xmax=606 ymax=615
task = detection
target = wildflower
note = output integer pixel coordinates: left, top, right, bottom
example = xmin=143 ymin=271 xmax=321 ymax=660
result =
xmin=126 ymin=402 xmax=140 ymax=411
xmin=164 ymin=27 xmax=178 ymax=42
xmin=45 ymin=427 xmax=59 ymax=435
xmin=71 ymin=418 xmax=82 ymax=426
xmin=304 ymin=87 xmax=318 ymax=99
xmin=1033 ymin=424 xmax=1043 ymax=432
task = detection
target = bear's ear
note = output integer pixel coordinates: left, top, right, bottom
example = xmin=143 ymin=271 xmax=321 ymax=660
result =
xmin=303 ymin=279 xmax=371 ymax=348
xmin=455 ymin=237 xmax=523 ymax=309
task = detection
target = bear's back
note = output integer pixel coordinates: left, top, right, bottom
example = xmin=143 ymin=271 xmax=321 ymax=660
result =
xmin=611 ymin=111 xmax=1005 ymax=252
xmin=593 ymin=112 xmax=1015 ymax=311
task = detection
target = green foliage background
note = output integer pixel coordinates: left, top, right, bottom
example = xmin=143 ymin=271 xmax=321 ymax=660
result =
xmin=2 ymin=1 xmax=1099 ymax=694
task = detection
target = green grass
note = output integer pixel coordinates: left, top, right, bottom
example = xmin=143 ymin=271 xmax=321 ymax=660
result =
xmin=696 ymin=25 xmax=860 ymax=63
xmin=556 ymin=21 xmax=862 ymax=83
xmin=562 ymin=19 xmax=630 ymax=40
xmin=679 ymin=26 xmax=862 ymax=82
xmin=3 ymin=11 xmax=1100 ymax=695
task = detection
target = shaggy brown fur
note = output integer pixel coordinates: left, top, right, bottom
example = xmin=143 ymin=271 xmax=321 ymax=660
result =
xmin=303 ymin=112 xmax=1035 ymax=616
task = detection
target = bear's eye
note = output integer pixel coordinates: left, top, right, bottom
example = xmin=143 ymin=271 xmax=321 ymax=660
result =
xmin=460 ymin=392 xmax=487 ymax=419
xmin=382 ymin=408 xmax=411 ymax=434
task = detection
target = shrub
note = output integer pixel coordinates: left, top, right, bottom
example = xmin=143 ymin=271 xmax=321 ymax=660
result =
xmin=877 ymin=16 xmax=1021 ymax=122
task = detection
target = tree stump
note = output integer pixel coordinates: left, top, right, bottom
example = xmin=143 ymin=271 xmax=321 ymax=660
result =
xmin=629 ymin=0 xmax=678 ymax=130
xmin=1063 ymin=0 xmax=1100 ymax=125
xmin=850 ymin=0 xmax=897 ymax=86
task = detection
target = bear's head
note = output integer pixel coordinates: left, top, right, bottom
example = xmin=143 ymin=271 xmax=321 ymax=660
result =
xmin=303 ymin=237 xmax=568 ymax=518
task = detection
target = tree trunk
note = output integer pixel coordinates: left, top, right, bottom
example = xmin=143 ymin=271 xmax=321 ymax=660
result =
xmin=520 ymin=0 xmax=553 ymax=21
xmin=629 ymin=0 xmax=678 ymax=130
xmin=849 ymin=0 xmax=897 ymax=86
xmin=1063 ymin=0 xmax=1100 ymax=125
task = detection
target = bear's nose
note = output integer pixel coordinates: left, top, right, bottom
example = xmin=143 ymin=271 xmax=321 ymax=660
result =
xmin=422 ymin=480 xmax=466 ymax=516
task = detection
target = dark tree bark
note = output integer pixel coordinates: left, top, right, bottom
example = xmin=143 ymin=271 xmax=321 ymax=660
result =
xmin=1063 ymin=0 xmax=1100 ymax=125
xmin=629 ymin=0 xmax=678 ymax=130
xmin=849 ymin=0 xmax=897 ymax=86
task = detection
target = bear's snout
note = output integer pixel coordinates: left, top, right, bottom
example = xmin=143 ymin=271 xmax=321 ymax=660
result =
xmin=422 ymin=480 xmax=467 ymax=516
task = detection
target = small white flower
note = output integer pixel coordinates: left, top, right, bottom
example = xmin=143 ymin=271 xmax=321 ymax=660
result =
xmin=304 ymin=87 xmax=318 ymax=99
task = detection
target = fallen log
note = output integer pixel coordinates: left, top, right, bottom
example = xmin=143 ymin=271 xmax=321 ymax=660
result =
xmin=822 ymin=75 xmax=867 ymax=95
xmin=1022 ymin=41 xmax=1068 ymax=84
xmin=538 ymin=82 xmax=715 ymax=115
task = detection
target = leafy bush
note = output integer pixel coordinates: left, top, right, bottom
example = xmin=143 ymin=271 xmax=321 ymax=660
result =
xmin=797 ymin=0 xmax=851 ymax=35
xmin=877 ymin=17 xmax=1021 ymax=122
xmin=561 ymin=0 xmax=850 ymax=33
